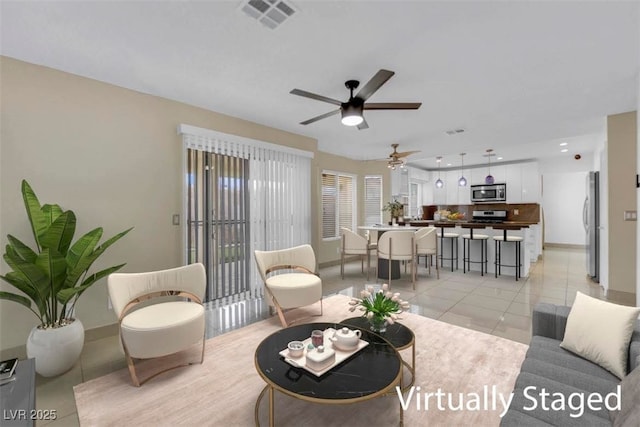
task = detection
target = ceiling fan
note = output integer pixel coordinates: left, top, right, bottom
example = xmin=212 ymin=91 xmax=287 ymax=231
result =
xmin=290 ymin=69 xmax=422 ymax=130
xmin=385 ymin=143 xmax=420 ymax=169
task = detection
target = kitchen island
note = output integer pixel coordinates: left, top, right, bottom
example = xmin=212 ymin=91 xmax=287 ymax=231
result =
xmin=408 ymin=220 xmax=542 ymax=278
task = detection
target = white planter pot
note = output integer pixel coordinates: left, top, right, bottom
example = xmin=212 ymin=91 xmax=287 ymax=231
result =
xmin=26 ymin=319 xmax=84 ymax=377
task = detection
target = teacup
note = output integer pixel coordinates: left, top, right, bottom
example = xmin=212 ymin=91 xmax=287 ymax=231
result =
xmin=288 ymin=341 xmax=305 ymax=358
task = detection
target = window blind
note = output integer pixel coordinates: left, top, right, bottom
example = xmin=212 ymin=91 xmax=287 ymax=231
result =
xmin=364 ymin=175 xmax=382 ymax=226
xmin=321 ymin=171 xmax=356 ymax=239
xmin=180 ymin=124 xmax=312 ymax=306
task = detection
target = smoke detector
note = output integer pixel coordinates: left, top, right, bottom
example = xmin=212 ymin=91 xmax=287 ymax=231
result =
xmin=241 ymin=0 xmax=297 ymax=30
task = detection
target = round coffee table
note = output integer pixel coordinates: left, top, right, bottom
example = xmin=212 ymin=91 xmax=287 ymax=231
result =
xmin=254 ymin=322 xmax=403 ymax=427
xmin=340 ymin=317 xmax=415 ymax=391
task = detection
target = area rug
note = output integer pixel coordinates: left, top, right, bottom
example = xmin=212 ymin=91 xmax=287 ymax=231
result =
xmin=74 ymin=294 xmax=528 ymax=426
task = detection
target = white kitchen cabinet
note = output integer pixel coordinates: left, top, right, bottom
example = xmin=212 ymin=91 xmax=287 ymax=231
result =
xmin=446 ymin=170 xmax=461 ymax=204
xmin=506 ymin=164 xmax=522 ymax=203
xmin=470 ymin=168 xmax=487 ymax=186
xmin=521 ymin=162 xmax=540 ymax=202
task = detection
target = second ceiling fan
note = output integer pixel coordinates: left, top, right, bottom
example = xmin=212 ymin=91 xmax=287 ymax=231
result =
xmin=290 ymin=69 xmax=422 ymax=130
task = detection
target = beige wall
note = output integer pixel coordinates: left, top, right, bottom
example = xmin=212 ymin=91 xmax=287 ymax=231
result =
xmin=0 ymin=57 xmax=392 ymax=350
xmin=607 ymin=111 xmax=637 ymax=294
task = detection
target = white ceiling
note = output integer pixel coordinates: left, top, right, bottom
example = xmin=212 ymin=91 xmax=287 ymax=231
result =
xmin=1 ymin=1 xmax=638 ymax=170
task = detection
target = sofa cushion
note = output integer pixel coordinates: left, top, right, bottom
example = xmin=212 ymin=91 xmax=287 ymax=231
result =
xmin=527 ymin=338 xmax=621 ymax=383
xmin=560 ymin=292 xmax=640 ymax=379
xmin=610 ymin=366 xmax=640 ymax=427
xmin=520 ymin=358 xmax=619 ymax=397
xmin=511 ymin=372 xmax=613 ymax=424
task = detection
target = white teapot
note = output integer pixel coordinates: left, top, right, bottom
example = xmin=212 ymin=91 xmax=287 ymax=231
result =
xmin=329 ymin=327 xmax=362 ymax=350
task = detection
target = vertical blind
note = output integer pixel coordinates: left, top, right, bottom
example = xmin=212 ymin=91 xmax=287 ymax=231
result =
xmin=321 ymin=171 xmax=356 ymax=238
xmin=180 ymin=125 xmax=312 ymax=306
xmin=364 ymin=175 xmax=383 ymax=225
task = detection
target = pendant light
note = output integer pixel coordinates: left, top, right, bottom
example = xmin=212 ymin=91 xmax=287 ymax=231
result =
xmin=485 ymin=149 xmax=495 ymax=184
xmin=435 ymin=156 xmax=444 ymax=188
xmin=458 ymin=153 xmax=467 ymax=187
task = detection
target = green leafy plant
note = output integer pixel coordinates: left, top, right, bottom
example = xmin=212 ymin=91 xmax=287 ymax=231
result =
xmin=382 ymin=200 xmax=404 ymax=218
xmin=0 ymin=180 xmax=132 ymax=328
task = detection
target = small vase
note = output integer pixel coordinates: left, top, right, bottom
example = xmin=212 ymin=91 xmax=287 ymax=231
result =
xmin=368 ymin=315 xmax=387 ymax=333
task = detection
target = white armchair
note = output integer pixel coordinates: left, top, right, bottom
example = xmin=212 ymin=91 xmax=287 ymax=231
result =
xmin=377 ymin=231 xmax=416 ymax=289
xmin=107 ymin=263 xmax=206 ymax=386
xmin=340 ymin=227 xmax=376 ymax=280
xmin=254 ymin=244 xmax=323 ymax=327
xmin=415 ymin=226 xmax=439 ymax=279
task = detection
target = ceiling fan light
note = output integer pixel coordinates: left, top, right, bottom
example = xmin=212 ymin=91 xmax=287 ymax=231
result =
xmin=341 ymin=103 xmax=363 ymax=126
xmin=435 ymin=178 xmax=444 ymax=188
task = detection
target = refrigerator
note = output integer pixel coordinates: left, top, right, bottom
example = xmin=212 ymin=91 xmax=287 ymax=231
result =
xmin=583 ymin=171 xmax=599 ymax=282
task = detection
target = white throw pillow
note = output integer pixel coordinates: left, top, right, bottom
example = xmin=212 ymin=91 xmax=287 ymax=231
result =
xmin=560 ymin=292 xmax=640 ymax=379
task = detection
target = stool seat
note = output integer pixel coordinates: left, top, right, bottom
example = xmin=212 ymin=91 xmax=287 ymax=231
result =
xmin=462 ymin=234 xmax=489 ymax=240
xmin=492 ymin=235 xmax=524 ymax=242
xmin=438 ymin=233 xmax=459 ymax=238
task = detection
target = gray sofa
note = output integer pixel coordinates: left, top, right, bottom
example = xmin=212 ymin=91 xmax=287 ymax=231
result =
xmin=501 ymin=303 xmax=640 ymax=426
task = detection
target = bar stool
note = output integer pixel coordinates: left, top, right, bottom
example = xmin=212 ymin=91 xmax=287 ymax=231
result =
xmin=492 ymin=225 xmax=525 ymax=281
xmin=461 ymin=224 xmax=489 ymax=276
xmin=436 ymin=222 xmax=458 ymax=272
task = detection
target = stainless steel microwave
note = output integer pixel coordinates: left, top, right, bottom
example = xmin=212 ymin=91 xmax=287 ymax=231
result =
xmin=470 ymin=184 xmax=506 ymax=203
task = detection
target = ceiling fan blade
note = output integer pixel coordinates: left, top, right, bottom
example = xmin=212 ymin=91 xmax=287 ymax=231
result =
xmin=396 ymin=150 xmax=420 ymax=158
xmin=299 ymin=109 xmax=340 ymax=125
xmin=364 ymin=102 xmax=422 ymax=110
xmin=290 ymin=89 xmax=342 ymax=106
xmin=355 ymin=69 xmax=395 ymax=101
xmin=357 ymin=118 xmax=369 ymax=130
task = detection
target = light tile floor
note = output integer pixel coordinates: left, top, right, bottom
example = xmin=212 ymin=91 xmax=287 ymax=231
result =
xmin=9 ymin=247 xmax=635 ymax=426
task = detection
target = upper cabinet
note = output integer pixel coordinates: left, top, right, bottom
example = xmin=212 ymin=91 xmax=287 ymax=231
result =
xmin=520 ymin=162 xmax=540 ymax=203
xmin=423 ymin=161 xmax=540 ymax=206
xmin=506 ymin=164 xmax=523 ymax=203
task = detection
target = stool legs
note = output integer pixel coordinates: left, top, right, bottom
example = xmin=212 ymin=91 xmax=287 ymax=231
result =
xmin=494 ymin=239 xmax=521 ymax=281
xmin=463 ymin=238 xmax=487 ymax=275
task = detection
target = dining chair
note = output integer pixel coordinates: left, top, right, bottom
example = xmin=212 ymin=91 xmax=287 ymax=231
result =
xmin=415 ymin=226 xmax=439 ymax=279
xmin=340 ymin=227 xmax=376 ymax=280
xmin=376 ymin=230 xmax=416 ymax=289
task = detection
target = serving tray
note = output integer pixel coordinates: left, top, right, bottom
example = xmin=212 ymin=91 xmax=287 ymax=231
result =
xmin=279 ymin=327 xmax=369 ymax=377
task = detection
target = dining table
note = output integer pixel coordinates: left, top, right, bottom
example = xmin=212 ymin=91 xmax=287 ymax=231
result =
xmin=357 ymin=224 xmax=422 ymax=280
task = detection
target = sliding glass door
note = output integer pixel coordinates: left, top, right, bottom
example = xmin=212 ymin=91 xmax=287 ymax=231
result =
xmin=186 ymin=150 xmax=250 ymax=302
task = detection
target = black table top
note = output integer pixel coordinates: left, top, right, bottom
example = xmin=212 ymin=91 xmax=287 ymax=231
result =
xmin=254 ymin=322 xmax=401 ymax=403
xmin=339 ymin=317 xmax=414 ymax=351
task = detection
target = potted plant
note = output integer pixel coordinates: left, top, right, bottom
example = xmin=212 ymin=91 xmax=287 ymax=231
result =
xmin=382 ymin=200 xmax=404 ymax=224
xmin=0 ymin=180 xmax=131 ymax=376
xmin=347 ymin=284 xmax=410 ymax=333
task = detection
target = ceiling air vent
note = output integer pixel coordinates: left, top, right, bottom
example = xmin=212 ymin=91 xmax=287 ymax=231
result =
xmin=241 ymin=0 xmax=297 ymax=30
xmin=445 ymin=129 xmax=465 ymax=136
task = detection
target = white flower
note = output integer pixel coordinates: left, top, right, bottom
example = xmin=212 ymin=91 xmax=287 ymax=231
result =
xmin=393 ymin=292 xmax=400 ymax=298
xmin=391 ymin=295 xmax=399 ymax=302
xmin=358 ymin=306 xmax=366 ymax=311
xmin=382 ymin=283 xmax=389 ymax=291
xmin=367 ymin=285 xmax=374 ymax=293
xmin=386 ymin=316 xmax=395 ymax=325
xmin=366 ymin=311 xmax=374 ymax=319
xmin=361 ymin=290 xmax=371 ymax=298
xmin=390 ymin=313 xmax=398 ymax=320
xmin=385 ymin=291 xmax=393 ymax=299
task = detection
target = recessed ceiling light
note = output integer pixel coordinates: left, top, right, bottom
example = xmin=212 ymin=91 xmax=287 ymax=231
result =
xmin=447 ymin=163 xmax=452 ymax=166
xmin=497 ymin=157 xmax=503 ymax=160
xmin=561 ymin=148 xmax=568 ymax=153
xmin=560 ymin=142 xmax=568 ymax=146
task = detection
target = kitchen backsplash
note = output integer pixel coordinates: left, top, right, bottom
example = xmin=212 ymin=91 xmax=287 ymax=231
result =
xmin=422 ymin=203 xmax=540 ymax=223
